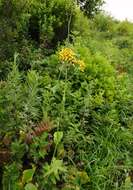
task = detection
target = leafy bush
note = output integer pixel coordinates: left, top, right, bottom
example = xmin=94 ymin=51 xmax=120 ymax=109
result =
xmin=116 ymin=20 xmax=133 ymax=36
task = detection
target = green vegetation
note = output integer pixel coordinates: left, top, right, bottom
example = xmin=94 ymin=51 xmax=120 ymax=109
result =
xmin=77 ymin=0 xmax=104 ymax=18
xmin=0 ymin=0 xmax=133 ymax=190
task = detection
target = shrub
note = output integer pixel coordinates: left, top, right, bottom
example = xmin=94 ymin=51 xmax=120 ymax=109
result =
xmin=116 ymin=20 xmax=133 ymax=36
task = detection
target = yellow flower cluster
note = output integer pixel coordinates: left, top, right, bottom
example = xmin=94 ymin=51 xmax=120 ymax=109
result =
xmin=58 ymin=48 xmax=86 ymax=72
xmin=58 ymin=48 xmax=75 ymax=63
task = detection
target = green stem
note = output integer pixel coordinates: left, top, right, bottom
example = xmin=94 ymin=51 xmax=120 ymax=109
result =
xmin=53 ymin=65 xmax=68 ymax=159
xmin=53 ymin=143 xmax=57 ymax=159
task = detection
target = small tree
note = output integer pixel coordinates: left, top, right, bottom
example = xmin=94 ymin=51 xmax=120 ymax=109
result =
xmin=77 ymin=0 xmax=104 ymax=18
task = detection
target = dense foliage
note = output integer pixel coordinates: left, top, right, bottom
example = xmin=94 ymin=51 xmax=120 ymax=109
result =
xmin=0 ymin=1 xmax=133 ymax=190
xmin=77 ymin=0 xmax=104 ymax=17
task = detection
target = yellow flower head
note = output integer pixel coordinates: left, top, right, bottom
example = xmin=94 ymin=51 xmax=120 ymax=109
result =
xmin=58 ymin=48 xmax=75 ymax=63
xmin=58 ymin=48 xmax=86 ymax=72
xmin=77 ymin=60 xmax=86 ymax=72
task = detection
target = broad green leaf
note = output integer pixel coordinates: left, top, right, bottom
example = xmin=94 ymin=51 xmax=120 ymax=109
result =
xmin=54 ymin=131 xmax=63 ymax=145
xmin=22 ymin=168 xmax=35 ymax=184
xmin=25 ymin=183 xmax=37 ymax=190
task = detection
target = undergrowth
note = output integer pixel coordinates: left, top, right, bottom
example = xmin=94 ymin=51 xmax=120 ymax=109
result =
xmin=0 ymin=1 xmax=133 ymax=190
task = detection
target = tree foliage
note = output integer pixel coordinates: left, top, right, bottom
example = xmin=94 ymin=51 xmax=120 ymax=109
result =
xmin=77 ymin=0 xmax=104 ymax=17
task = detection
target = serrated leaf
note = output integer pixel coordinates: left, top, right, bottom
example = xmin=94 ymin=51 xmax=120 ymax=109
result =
xmin=44 ymin=158 xmax=66 ymax=179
